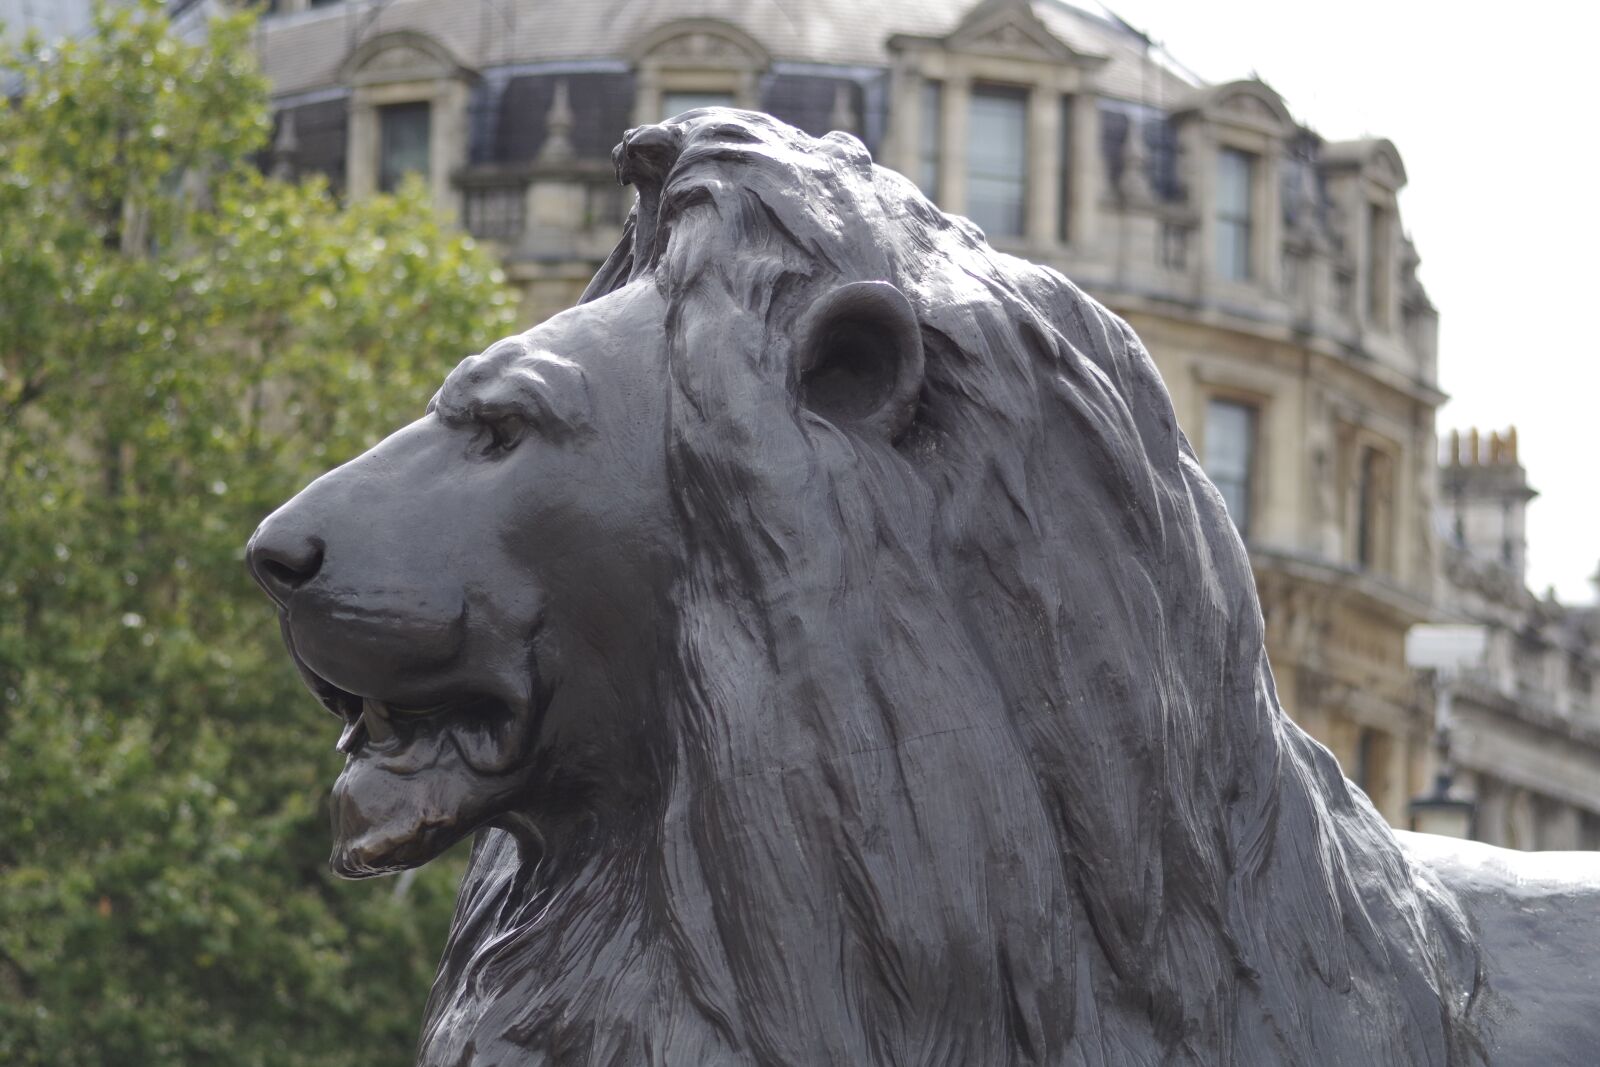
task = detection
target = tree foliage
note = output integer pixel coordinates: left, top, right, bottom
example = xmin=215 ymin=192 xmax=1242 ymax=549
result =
xmin=0 ymin=3 xmax=518 ymax=1062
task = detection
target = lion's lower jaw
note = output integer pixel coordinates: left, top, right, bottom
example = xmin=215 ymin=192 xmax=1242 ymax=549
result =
xmin=329 ymin=819 xmax=453 ymax=878
xmin=330 ymin=844 xmax=402 ymax=880
xmin=327 ymin=734 xmax=531 ymax=880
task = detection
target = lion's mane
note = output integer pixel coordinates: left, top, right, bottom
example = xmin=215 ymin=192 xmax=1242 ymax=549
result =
xmin=418 ymin=111 xmax=1483 ymax=1066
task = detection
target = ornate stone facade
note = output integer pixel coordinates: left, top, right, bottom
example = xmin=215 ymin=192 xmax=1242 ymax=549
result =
xmin=1429 ymin=430 xmax=1600 ymax=848
xmin=241 ymin=0 xmax=1590 ymax=840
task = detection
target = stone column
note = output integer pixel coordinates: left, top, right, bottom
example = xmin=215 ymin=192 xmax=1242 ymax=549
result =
xmin=1069 ymin=93 xmax=1099 ymax=252
xmin=1507 ymin=788 xmax=1537 ymax=850
xmin=1257 ymin=152 xmax=1282 ymax=295
xmin=1381 ymin=206 xmax=1401 ymax=333
xmin=635 ymin=69 xmax=662 ymax=127
xmin=886 ymin=67 xmax=920 ymax=179
xmin=736 ymin=70 xmax=760 ymax=111
xmin=1186 ymin=124 xmax=1214 ymax=299
xmin=347 ymin=98 xmax=378 ymax=200
xmin=1473 ymin=775 xmax=1506 ymax=847
xmin=1353 ymin=197 xmax=1373 ymax=331
xmin=1543 ymin=801 xmax=1582 ymax=851
xmin=432 ymin=81 xmax=470 ymax=224
xmin=939 ymin=73 xmax=970 ymax=218
xmin=1025 ymin=86 xmax=1059 ymax=248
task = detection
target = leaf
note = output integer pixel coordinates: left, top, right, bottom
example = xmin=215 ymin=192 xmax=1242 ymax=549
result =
xmin=0 ymin=3 xmax=511 ymax=1063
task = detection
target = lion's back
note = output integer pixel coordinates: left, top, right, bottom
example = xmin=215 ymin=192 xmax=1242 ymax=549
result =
xmin=1398 ymin=830 xmax=1600 ymax=1063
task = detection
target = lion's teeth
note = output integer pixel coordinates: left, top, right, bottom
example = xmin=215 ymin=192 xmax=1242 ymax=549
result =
xmin=361 ymin=700 xmax=395 ymax=742
xmin=336 ymin=713 xmax=367 ymax=754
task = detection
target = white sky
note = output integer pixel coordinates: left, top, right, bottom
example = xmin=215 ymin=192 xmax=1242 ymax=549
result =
xmin=1101 ymin=0 xmax=1600 ymax=603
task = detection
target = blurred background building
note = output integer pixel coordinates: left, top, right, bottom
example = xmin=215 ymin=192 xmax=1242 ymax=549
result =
xmin=1426 ymin=429 xmax=1600 ymax=847
xmin=15 ymin=0 xmax=1596 ymax=845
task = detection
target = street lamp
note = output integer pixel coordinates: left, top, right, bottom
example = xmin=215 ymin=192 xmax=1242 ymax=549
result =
xmin=1404 ymin=625 xmax=1488 ymax=840
xmin=1407 ymin=770 xmax=1476 ymax=839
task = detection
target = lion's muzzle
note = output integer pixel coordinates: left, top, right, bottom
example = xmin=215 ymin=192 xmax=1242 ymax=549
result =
xmin=247 ymin=511 xmax=324 ymax=607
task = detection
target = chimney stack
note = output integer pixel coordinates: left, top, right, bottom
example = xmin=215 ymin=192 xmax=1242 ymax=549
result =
xmin=1442 ymin=426 xmax=1537 ymax=588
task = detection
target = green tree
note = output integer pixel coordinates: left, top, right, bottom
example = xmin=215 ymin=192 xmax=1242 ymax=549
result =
xmin=0 ymin=3 xmax=518 ymax=1063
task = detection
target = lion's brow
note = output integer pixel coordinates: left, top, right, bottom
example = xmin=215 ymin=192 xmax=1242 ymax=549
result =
xmin=434 ymin=344 xmax=591 ymax=437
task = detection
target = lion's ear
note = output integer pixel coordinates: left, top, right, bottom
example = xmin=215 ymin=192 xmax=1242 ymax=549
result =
xmin=795 ymin=281 xmax=925 ymax=443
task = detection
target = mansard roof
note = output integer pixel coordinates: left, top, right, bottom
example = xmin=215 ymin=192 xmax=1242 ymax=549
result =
xmin=258 ymin=0 xmax=1196 ymax=105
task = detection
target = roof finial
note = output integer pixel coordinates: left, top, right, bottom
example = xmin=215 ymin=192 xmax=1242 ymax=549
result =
xmin=828 ymin=83 xmax=856 ymax=135
xmin=270 ymin=111 xmax=299 ymax=182
xmin=539 ymin=79 xmax=575 ymax=164
xmin=1119 ymin=117 xmax=1154 ymax=205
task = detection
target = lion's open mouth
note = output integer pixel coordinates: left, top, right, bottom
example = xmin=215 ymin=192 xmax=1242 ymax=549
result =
xmin=285 ymin=642 xmax=519 ymax=775
xmin=330 ymin=691 xmax=504 ymax=755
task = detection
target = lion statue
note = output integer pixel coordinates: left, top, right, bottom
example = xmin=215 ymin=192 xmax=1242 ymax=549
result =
xmin=248 ymin=110 xmax=1599 ymax=1065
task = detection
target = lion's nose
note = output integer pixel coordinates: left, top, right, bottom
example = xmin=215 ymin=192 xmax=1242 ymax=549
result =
xmin=247 ymin=514 xmax=325 ymax=606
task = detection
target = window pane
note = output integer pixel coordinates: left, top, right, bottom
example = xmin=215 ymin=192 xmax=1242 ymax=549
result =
xmin=1217 ymin=148 xmax=1252 ymax=215
xmin=1356 ymin=446 xmax=1390 ymax=570
xmin=967 ymin=87 xmax=1026 ymax=239
xmin=1217 ymin=220 xmax=1250 ymax=282
xmin=661 ymin=92 xmax=735 ymax=120
xmin=1215 ymin=147 xmax=1253 ymax=280
xmin=379 ymin=102 xmax=430 ymax=193
xmin=1204 ymin=399 xmax=1255 ymax=533
xmin=919 ymin=81 xmax=942 ymax=200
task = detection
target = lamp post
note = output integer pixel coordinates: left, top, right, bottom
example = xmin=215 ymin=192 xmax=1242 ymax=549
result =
xmin=1404 ymin=625 xmax=1487 ymax=840
xmin=1406 ymin=679 xmax=1474 ymax=839
xmin=1408 ymin=771 xmax=1476 ymax=839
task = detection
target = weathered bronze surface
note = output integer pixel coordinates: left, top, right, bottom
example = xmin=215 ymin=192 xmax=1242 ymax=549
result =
xmin=249 ymin=110 xmax=1600 ymax=1065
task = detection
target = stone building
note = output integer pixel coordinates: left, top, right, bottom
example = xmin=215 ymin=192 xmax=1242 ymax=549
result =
xmin=245 ymin=0 xmax=1447 ymax=828
xmin=1424 ymin=429 xmax=1600 ymax=848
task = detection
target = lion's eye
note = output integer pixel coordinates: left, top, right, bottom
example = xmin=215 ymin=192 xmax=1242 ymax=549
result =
xmin=480 ymin=414 xmax=526 ymax=455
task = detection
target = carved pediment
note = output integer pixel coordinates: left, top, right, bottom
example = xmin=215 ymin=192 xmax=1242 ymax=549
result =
xmin=340 ymin=31 xmax=469 ymax=87
xmin=1320 ymin=138 xmax=1409 ymax=191
xmin=1219 ymin=90 xmax=1277 ymax=124
xmin=631 ymin=18 xmax=770 ymax=70
xmin=959 ymin=19 xmax=1061 ymax=61
xmin=1368 ymin=142 xmax=1407 ymax=189
xmin=1177 ymin=79 xmax=1292 ymax=135
xmin=650 ymin=32 xmax=747 ymax=63
xmin=945 ymin=1 xmax=1089 ymax=65
xmin=364 ymin=46 xmax=436 ymax=76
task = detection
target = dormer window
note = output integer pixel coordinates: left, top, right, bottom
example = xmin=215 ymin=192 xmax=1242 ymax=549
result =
xmin=378 ymin=102 xmax=430 ymax=192
xmin=1216 ymin=147 xmax=1254 ymax=281
xmin=661 ymin=91 xmax=736 ymax=121
xmin=338 ymin=31 xmax=472 ymax=215
xmin=630 ymin=21 xmax=769 ymax=128
xmin=967 ymin=85 xmax=1028 ymax=239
